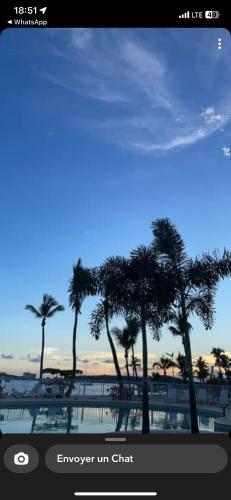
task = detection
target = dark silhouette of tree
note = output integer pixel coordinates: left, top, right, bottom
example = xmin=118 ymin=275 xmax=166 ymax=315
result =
xmin=153 ymin=356 xmax=175 ymax=376
xmin=90 ymin=299 xmax=123 ymax=394
xmin=152 ymin=218 xmax=220 ymax=433
xmin=25 ymin=294 xmax=64 ymax=380
xmin=211 ymin=347 xmax=225 ymax=382
xmin=98 ymin=247 xmax=175 ymax=433
xmin=112 ymin=318 xmax=140 ymax=380
xmin=174 ymin=352 xmax=188 ymax=382
xmin=194 ymin=356 xmax=209 ymax=383
xmin=68 ymin=259 xmax=96 ymax=379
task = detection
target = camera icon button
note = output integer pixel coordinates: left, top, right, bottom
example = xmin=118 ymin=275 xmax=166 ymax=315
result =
xmin=3 ymin=445 xmax=39 ymax=473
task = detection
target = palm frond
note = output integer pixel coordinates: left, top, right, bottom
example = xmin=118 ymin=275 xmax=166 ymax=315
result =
xmin=89 ymin=300 xmax=106 ymax=340
xmin=25 ymin=304 xmax=41 ymax=318
xmin=47 ymin=305 xmax=65 ymax=317
xmin=151 ymin=218 xmax=187 ymax=265
xmin=69 ymin=259 xmax=97 ymax=311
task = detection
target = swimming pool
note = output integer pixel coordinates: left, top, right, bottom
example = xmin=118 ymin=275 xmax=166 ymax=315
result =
xmin=0 ymin=404 xmax=220 ymax=433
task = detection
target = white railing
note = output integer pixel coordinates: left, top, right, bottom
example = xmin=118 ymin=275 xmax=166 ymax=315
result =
xmin=1 ymin=378 xmax=230 ymax=405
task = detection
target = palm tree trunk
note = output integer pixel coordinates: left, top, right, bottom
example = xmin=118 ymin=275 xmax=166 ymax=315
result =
xmin=72 ymin=308 xmax=78 ymax=375
xmin=141 ymin=306 xmax=150 ymax=434
xmin=40 ymin=320 xmax=45 ymax=380
xmin=132 ymin=345 xmax=140 ymax=399
xmin=105 ymin=311 xmax=123 ymax=398
xmin=131 ymin=346 xmax=135 ymax=377
xmin=66 ymin=309 xmax=78 ymax=397
xmin=125 ymin=351 xmax=130 ymax=378
xmin=125 ymin=350 xmax=130 ymax=394
xmin=181 ymin=300 xmax=199 ymax=434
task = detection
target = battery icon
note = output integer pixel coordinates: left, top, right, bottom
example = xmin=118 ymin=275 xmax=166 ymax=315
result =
xmin=205 ymin=11 xmax=220 ymax=19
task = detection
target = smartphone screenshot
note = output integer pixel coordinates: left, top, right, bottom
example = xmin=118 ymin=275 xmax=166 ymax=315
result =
xmin=0 ymin=4 xmax=230 ymax=499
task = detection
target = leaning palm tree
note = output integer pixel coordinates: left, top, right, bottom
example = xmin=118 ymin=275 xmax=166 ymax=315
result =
xmin=25 ymin=294 xmax=64 ymax=379
xmin=152 ymin=218 xmax=221 ymax=433
xmin=68 ymin=259 xmax=96 ymax=379
xmin=90 ymin=299 xmax=123 ymax=394
xmin=90 ymin=258 xmax=132 ymax=397
xmin=153 ymin=356 xmax=175 ymax=377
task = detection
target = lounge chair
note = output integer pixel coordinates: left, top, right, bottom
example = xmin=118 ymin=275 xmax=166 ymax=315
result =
xmin=197 ymin=388 xmax=208 ymax=404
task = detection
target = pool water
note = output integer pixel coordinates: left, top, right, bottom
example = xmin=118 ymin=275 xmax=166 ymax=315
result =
xmin=0 ymin=405 xmax=218 ymax=433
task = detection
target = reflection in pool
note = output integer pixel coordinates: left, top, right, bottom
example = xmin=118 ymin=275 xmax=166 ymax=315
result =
xmin=0 ymin=405 xmax=217 ymax=433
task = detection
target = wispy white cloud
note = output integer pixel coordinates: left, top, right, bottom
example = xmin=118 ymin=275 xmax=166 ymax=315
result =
xmin=44 ymin=29 xmax=231 ymax=154
xmin=222 ymin=145 xmax=231 ymax=157
xmin=44 ymin=347 xmax=60 ymax=354
xmin=71 ymin=29 xmax=93 ymax=49
xmin=201 ymin=107 xmax=225 ymax=124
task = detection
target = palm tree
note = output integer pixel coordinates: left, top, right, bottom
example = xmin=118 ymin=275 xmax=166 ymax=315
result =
xmin=68 ymin=259 xmax=96 ymax=379
xmin=25 ymin=294 xmax=64 ymax=379
xmin=114 ymin=246 xmax=174 ymax=433
xmin=112 ymin=318 xmax=140 ymax=380
xmin=91 ymin=250 xmax=174 ymax=432
xmin=220 ymin=353 xmax=231 ymax=383
xmin=193 ymin=356 xmax=209 ymax=383
xmin=152 ymin=218 xmax=220 ymax=433
xmin=90 ymin=299 xmax=123 ymax=393
xmin=153 ymin=356 xmax=175 ymax=376
xmin=89 ymin=259 xmax=127 ymax=396
xmin=174 ymin=352 xmax=188 ymax=382
xmin=211 ymin=347 xmax=225 ymax=381
xmin=129 ymin=355 xmax=141 ymax=379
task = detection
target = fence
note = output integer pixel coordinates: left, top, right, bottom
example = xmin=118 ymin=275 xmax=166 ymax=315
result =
xmin=1 ymin=377 xmax=230 ymax=405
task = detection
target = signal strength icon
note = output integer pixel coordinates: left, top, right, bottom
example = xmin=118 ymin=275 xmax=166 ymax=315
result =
xmin=178 ymin=11 xmax=190 ymax=18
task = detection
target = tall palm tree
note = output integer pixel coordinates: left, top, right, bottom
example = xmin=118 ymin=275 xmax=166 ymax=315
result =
xmin=112 ymin=318 xmax=140 ymax=380
xmin=115 ymin=246 xmax=174 ymax=433
xmin=92 ymin=250 xmax=174 ymax=432
xmin=193 ymin=356 xmax=209 ymax=383
xmin=90 ymin=299 xmax=124 ymax=394
xmin=153 ymin=356 xmax=175 ymax=377
xmin=152 ymin=218 xmax=220 ymax=433
xmin=89 ymin=259 xmax=126 ymax=396
xmin=68 ymin=259 xmax=96 ymax=379
xmin=25 ymin=294 xmax=64 ymax=379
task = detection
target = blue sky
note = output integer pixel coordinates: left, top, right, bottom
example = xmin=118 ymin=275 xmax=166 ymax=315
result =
xmin=0 ymin=28 xmax=231 ymax=376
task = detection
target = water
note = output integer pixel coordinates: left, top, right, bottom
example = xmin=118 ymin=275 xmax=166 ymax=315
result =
xmin=0 ymin=405 xmax=217 ymax=433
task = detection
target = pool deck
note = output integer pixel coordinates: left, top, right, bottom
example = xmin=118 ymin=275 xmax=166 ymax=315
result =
xmin=0 ymin=396 xmax=223 ymax=416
